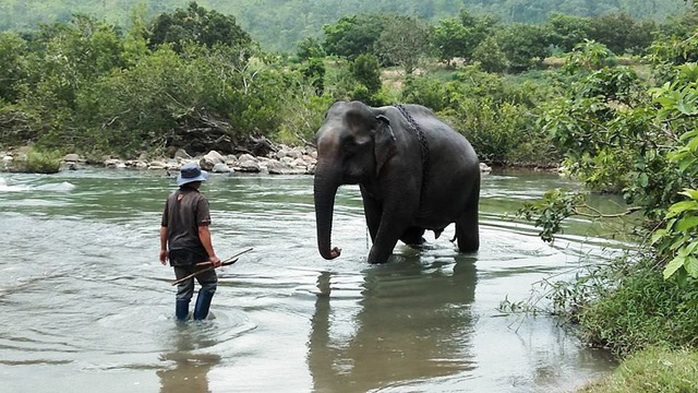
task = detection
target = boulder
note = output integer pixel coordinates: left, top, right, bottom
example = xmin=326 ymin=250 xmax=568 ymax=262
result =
xmin=63 ymin=153 xmax=81 ymax=162
xmin=212 ymin=163 xmax=233 ymax=173
xmin=199 ymin=150 xmax=225 ymax=171
xmin=236 ymin=154 xmax=261 ymax=173
xmin=105 ymin=159 xmax=126 ymax=169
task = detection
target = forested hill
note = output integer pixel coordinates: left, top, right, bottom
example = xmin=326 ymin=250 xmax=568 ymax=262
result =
xmin=0 ymin=0 xmax=688 ymax=52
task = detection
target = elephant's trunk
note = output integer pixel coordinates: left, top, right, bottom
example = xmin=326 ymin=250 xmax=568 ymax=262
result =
xmin=314 ymin=163 xmax=341 ymax=260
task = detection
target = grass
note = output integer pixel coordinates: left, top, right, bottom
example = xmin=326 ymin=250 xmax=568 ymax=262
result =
xmin=575 ymin=257 xmax=698 ymax=357
xmin=579 ymin=347 xmax=698 ymax=393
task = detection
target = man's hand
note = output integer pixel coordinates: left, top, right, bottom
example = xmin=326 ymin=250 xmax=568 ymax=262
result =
xmin=159 ymin=249 xmax=168 ymax=265
xmin=209 ymin=255 xmax=221 ymax=268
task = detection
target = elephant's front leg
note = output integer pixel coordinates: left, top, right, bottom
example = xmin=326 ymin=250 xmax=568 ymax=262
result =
xmin=360 ymin=188 xmax=382 ymax=242
xmin=367 ymin=226 xmax=402 ymax=264
xmin=367 ymin=208 xmax=413 ymax=264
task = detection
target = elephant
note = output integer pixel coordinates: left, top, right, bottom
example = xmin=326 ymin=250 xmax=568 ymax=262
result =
xmin=313 ymin=100 xmax=480 ymax=264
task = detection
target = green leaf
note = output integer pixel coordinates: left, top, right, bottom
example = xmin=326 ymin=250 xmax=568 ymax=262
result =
xmin=685 ymin=257 xmax=698 ymax=278
xmin=663 ymin=256 xmax=685 ymax=279
xmin=676 ymin=216 xmax=698 ymax=231
xmin=667 ymin=200 xmax=698 ymax=218
xmin=651 ymin=229 xmax=667 ymax=244
xmin=678 ymin=189 xmax=698 ymax=200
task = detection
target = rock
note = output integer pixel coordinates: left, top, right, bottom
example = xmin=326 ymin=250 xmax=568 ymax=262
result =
xmin=2 ymin=155 xmax=13 ymax=163
xmin=63 ymin=153 xmax=81 ymax=162
xmin=105 ymin=159 xmax=126 ymax=169
xmin=125 ymin=160 xmax=148 ymax=168
xmin=212 ymin=163 xmax=233 ymax=173
xmin=225 ymin=155 xmax=239 ymax=167
xmin=174 ymin=149 xmax=192 ymax=160
xmin=199 ymin=150 xmax=225 ymax=171
xmin=480 ymin=163 xmax=492 ymax=174
xmin=235 ymin=154 xmax=261 ymax=173
xmin=267 ymin=159 xmax=308 ymax=175
xmin=148 ymin=161 xmax=168 ymax=170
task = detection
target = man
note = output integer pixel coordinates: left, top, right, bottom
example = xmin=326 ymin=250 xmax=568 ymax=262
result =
xmin=160 ymin=162 xmax=221 ymax=321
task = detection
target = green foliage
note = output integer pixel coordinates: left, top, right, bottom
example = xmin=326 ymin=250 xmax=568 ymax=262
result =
xmin=648 ymin=64 xmax=698 ymax=281
xmin=401 ymin=75 xmax=447 ymax=111
xmin=301 ymin=57 xmax=326 ymax=95
xmin=401 ymin=66 xmax=555 ymax=165
xmin=322 ymin=14 xmax=386 ymax=60
xmin=296 ymin=37 xmax=326 ymax=62
xmin=15 ymin=146 xmax=62 ymax=174
xmin=540 ymin=42 xmax=656 ymax=194
xmin=518 ymin=189 xmax=585 ymax=242
xmin=148 ymin=2 xmax=253 ymax=54
xmin=376 ymin=15 xmax=430 ymax=74
xmin=471 ymin=36 xmax=509 ymax=73
xmin=546 ymin=13 xmax=592 ymax=53
xmin=0 ymin=32 xmax=28 ymax=103
xmin=577 ymin=257 xmax=698 ymax=356
xmin=430 ymin=10 xmax=495 ymax=63
xmin=653 ymin=189 xmax=698 ymax=280
xmin=519 ymin=19 xmax=698 ymax=358
xmin=0 ymin=1 xmax=689 ymax=53
xmin=351 ymin=54 xmax=381 ymax=95
xmin=495 ymin=23 xmax=550 ymax=72
xmin=588 ymin=13 xmax=656 ymax=55
xmin=580 ymin=347 xmax=698 ymax=393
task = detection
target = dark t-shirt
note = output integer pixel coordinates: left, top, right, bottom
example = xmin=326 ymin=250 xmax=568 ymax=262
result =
xmin=161 ymin=186 xmax=211 ymax=265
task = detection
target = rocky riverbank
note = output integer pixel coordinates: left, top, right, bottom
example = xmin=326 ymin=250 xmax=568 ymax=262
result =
xmin=1 ymin=145 xmax=493 ymax=175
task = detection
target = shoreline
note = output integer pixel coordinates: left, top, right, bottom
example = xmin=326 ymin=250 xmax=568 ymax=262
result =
xmin=1 ymin=145 xmax=502 ymax=175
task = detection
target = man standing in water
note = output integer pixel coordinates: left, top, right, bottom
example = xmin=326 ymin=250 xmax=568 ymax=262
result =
xmin=160 ymin=162 xmax=221 ymax=321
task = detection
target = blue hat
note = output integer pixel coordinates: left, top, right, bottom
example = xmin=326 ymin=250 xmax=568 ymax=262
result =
xmin=177 ymin=163 xmax=209 ymax=186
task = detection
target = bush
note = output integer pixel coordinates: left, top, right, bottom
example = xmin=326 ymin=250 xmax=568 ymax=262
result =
xmin=14 ymin=147 xmax=62 ymax=174
xmin=576 ymin=257 xmax=698 ymax=356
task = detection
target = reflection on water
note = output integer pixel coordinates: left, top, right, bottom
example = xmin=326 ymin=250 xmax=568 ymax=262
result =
xmin=157 ymin=326 xmax=221 ymax=393
xmin=0 ymin=169 xmax=619 ymax=392
xmin=309 ymin=259 xmax=477 ymax=392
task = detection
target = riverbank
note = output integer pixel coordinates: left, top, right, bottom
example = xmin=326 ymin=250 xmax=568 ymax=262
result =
xmin=576 ymin=347 xmax=698 ymax=392
xmin=0 ymin=145 xmax=494 ymax=175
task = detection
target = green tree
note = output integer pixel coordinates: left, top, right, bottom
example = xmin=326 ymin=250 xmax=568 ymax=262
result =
xmin=148 ymin=2 xmax=253 ymax=54
xmin=376 ymin=15 xmax=430 ymax=74
xmin=350 ymin=53 xmax=382 ymax=100
xmin=431 ymin=9 xmax=496 ymax=63
xmin=546 ymin=13 xmax=592 ymax=52
xmin=496 ymin=23 xmax=550 ymax=72
xmin=588 ymin=13 xmax=655 ymax=54
xmin=472 ymin=36 xmax=509 ymax=73
xmin=322 ymin=14 xmax=386 ymax=60
xmin=0 ymin=32 xmax=28 ymax=103
xmin=296 ymin=37 xmax=326 ymax=62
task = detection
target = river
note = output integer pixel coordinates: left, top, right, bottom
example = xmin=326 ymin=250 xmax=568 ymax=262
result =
xmin=0 ymin=168 xmax=620 ymax=392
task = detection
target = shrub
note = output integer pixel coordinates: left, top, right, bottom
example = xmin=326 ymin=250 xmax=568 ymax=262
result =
xmin=14 ymin=147 xmax=62 ymax=174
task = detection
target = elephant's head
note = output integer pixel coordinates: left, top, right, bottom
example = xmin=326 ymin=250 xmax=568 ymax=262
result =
xmin=313 ymin=101 xmax=396 ymax=260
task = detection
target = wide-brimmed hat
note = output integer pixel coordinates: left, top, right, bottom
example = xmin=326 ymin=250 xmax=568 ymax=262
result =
xmin=177 ymin=163 xmax=209 ymax=186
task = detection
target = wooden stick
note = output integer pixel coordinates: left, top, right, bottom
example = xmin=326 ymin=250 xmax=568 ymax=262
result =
xmin=171 ymin=259 xmax=239 ymax=286
xmin=194 ymin=247 xmax=254 ymax=267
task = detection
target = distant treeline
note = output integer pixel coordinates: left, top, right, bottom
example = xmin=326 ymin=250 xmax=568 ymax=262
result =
xmin=1 ymin=2 xmax=698 ymax=164
xmin=0 ymin=0 xmax=690 ymax=52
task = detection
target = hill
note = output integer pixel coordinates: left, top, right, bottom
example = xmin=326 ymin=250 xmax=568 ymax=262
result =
xmin=0 ymin=0 xmax=689 ymax=52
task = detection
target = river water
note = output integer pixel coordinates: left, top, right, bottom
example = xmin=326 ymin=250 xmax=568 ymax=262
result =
xmin=0 ymin=168 xmax=621 ymax=392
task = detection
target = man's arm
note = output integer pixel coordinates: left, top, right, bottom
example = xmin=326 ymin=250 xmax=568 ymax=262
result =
xmin=198 ymin=225 xmax=221 ymax=267
xmin=159 ymin=226 xmax=168 ymax=265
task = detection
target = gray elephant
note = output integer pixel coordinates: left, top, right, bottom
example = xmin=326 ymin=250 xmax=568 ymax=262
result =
xmin=314 ymin=101 xmax=480 ymax=264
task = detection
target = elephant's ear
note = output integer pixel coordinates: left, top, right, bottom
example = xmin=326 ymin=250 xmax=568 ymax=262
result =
xmin=374 ymin=114 xmax=396 ymax=176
